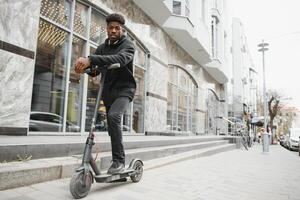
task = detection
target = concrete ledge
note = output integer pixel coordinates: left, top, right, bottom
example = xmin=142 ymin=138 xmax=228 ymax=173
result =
xmin=0 ymin=136 xmax=227 ymax=162
xmin=0 ymin=127 xmax=27 ymax=136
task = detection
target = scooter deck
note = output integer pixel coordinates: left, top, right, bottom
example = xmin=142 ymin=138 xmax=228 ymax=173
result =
xmin=95 ymin=169 xmax=135 ymax=183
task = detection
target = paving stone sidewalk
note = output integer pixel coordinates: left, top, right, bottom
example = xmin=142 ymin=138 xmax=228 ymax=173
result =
xmin=1 ymin=143 xmax=299 ymax=200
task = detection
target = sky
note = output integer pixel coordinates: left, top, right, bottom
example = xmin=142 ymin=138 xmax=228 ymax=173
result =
xmin=228 ymin=0 xmax=300 ymax=110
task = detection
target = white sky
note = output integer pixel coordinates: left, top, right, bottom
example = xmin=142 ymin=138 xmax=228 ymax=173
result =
xmin=228 ymin=0 xmax=300 ymax=110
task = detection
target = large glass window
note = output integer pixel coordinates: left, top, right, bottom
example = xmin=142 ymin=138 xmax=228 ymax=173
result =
xmin=167 ymin=66 xmax=197 ymax=133
xmin=30 ymin=20 xmax=69 ymax=132
xmin=33 ymin=1 xmax=147 ymax=134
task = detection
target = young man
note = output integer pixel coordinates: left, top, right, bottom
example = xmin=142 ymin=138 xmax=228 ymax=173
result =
xmin=75 ymin=13 xmax=136 ymax=174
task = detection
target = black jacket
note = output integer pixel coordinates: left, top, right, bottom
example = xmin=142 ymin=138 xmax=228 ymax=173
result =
xmin=88 ymin=35 xmax=136 ymax=106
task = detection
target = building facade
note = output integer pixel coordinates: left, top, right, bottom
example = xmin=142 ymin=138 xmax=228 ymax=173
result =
xmin=231 ymin=18 xmax=258 ymax=122
xmin=0 ymin=0 xmax=230 ymax=135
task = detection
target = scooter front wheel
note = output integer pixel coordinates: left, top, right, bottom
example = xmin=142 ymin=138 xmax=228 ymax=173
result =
xmin=130 ymin=160 xmax=143 ymax=183
xmin=70 ymin=171 xmax=93 ymax=199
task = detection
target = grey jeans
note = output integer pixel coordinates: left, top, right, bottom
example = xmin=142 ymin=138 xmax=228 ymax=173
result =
xmin=105 ymin=97 xmax=130 ymax=164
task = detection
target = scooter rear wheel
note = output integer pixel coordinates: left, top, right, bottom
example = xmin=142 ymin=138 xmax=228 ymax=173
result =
xmin=70 ymin=171 xmax=93 ymax=199
xmin=130 ymin=160 xmax=143 ymax=182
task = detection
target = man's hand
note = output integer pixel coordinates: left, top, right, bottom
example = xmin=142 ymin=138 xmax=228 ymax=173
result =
xmin=75 ymin=57 xmax=91 ymax=74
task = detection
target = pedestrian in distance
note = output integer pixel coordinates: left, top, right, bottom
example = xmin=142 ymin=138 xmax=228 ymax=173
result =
xmin=74 ymin=13 xmax=136 ymax=174
xmin=257 ymin=128 xmax=264 ymax=143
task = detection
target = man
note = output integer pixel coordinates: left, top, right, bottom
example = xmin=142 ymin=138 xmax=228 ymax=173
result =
xmin=75 ymin=13 xmax=136 ymax=174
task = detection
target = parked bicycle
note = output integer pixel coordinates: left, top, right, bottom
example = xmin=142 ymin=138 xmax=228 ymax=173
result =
xmin=223 ymin=117 xmax=252 ymax=150
xmin=237 ymin=129 xmax=249 ymax=150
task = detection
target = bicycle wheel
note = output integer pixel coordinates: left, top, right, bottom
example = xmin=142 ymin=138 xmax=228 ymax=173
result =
xmin=248 ymin=137 xmax=253 ymax=147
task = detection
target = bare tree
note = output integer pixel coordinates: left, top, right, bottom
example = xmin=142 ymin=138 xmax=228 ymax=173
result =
xmin=267 ymin=90 xmax=294 ymax=143
xmin=268 ymin=91 xmax=281 ymax=133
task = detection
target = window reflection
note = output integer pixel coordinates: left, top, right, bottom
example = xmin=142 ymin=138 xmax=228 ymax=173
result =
xmin=134 ymin=44 xmax=146 ymax=68
xmin=179 ymin=68 xmax=189 ymax=91
xmin=65 ymin=36 xmax=86 ymax=132
xmin=133 ymin=67 xmax=145 ymax=133
xmin=167 ymin=84 xmax=178 ymax=131
xmin=178 ymin=90 xmax=187 ymax=131
xmin=30 ymin=20 xmax=69 ymax=132
xmin=74 ymin=2 xmax=88 ymax=37
xmin=40 ymin=0 xmax=72 ymax=28
xmin=85 ymin=47 xmax=107 ymax=132
xmin=207 ymin=91 xmax=217 ymax=133
xmin=90 ymin=10 xmax=107 ymax=44
xmin=168 ymin=65 xmax=177 ymax=84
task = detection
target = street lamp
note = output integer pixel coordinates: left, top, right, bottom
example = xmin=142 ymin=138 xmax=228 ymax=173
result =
xmin=258 ymin=40 xmax=269 ymax=153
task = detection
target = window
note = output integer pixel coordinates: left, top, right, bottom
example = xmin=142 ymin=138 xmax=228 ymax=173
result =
xmin=134 ymin=44 xmax=146 ymax=69
xmin=185 ymin=0 xmax=190 ymax=18
xmin=31 ymin=19 xmax=70 ymax=132
xmin=40 ymin=0 xmax=72 ymax=28
xmin=172 ymin=0 xmax=190 ymax=17
xmin=212 ymin=0 xmax=218 ymax=9
xmin=73 ymin=2 xmax=89 ymax=37
xmin=85 ymin=46 xmax=107 ymax=132
xmin=132 ymin=67 xmax=146 ymax=133
xmin=224 ymin=31 xmax=227 ymax=60
xmin=173 ymin=0 xmax=181 ymax=15
xmin=90 ymin=9 xmax=107 ymax=44
xmin=211 ymin=16 xmax=219 ymax=59
xmin=66 ymin=36 xmax=86 ymax=132
xmin=167 ymin=66 xmax=197 ymax=133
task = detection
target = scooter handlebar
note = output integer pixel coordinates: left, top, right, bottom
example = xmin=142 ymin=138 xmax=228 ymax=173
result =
xmin=107 ymin=63 xmax=120 ymax=69
xmin=84 ymin=63 xmax=120 ymax=73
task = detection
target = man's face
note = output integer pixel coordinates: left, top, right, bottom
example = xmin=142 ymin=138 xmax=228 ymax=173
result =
xmin=107 ymin=21 xmax=123 ymax=42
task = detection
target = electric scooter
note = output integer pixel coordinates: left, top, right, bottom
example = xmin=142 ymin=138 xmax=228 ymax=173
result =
xmin=69 ymin=63 xmax=143 ymax=199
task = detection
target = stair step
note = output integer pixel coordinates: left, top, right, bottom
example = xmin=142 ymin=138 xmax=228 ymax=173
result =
xmin=143 ymin=144 xmax=236 ymax=170
xmin=0 ymin=139 xmax=235 ymax=191
xmin=99 ymin=140 xmax=229 ymax=169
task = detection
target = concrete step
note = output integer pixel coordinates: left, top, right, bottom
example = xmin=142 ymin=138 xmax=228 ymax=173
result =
xmin=143 ymin=143 xmax=236 ymax=170
xmin=0 ymin=139 xmax=235 ymax=191
xmin=0 ymin=135 xmax=228 ymax=162
xmin=98 ymin=140 xmax=229 ymax=169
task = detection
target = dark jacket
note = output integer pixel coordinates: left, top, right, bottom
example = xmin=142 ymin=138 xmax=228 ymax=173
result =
xmin=88 ymin=35 xmax=136 ymax=106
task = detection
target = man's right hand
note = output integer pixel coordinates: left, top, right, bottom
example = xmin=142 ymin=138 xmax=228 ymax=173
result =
xmin=75 ymin=57 xmax=91 ymax=74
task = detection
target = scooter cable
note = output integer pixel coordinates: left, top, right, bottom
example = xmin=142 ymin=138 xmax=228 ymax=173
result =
xmin=93 ymin=133 xmax=101 ymax=162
